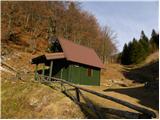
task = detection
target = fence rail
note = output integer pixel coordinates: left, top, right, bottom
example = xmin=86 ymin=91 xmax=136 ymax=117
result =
xmin=37 ymin=74 xmax=156 ymax=118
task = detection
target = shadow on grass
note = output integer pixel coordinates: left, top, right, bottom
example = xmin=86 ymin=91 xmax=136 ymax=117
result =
xmin=103 ymin=86 xmax=159 ymax=111
xmin=41 ymin=81 xmax=157 ymax=118
xmin=62 ymin=89 xmax=149 ymax=119
xmin=116 ymin=61 xmax=159 ymax=111
xmin=122 ymin=61 xmax=159 ymax=83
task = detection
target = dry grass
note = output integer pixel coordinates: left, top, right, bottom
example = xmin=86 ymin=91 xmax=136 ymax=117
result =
xmin=144 ymin=51 xmax=159 ymax=64
xmin=79 ymin=84 xmax=159 ymax=118
xmin=101 ymin=63 xmax=138 ymax=87
xmin=101 ymin=51 xmax=159 ymax=87
xmin=1 ymin=45 xmax=159 ymax=118
xmin=1 ymin=76 xmax=85 ymax=119
xmin=96 ymin=52 xmax=159 ymax=118
xmin=1 ymin=49 xmax=85 ymax=118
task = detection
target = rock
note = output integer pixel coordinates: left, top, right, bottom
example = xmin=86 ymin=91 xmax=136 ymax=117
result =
xmin=29 ymin=97 xmax=39 ymax=106
xmin=29 ymin=96 xmax=49 ymax=112
xmin=23 ymin=69 xmax=29 ymax=74
xmin=35 ymin=96 xmax=48 ymax=112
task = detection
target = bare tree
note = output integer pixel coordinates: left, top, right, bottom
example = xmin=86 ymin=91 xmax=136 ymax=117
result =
xmin=100 ymin=26 xmax=117 ymax=63
xmin=2 ymin=1 xmax=118 ymax=59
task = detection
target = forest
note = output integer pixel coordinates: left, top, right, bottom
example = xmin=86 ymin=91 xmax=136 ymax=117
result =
xmin=1 ymin=1 xmax=117 ymax=63
xmin=120 ymin=30 xmax=159 ymax=65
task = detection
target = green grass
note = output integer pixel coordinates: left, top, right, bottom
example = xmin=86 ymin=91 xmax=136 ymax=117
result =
xmin=1 ymin=78 xmax=85 ymax=119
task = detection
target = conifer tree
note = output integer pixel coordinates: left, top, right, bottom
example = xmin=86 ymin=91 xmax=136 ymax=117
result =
xmin=150 ymin=29 xmax=159 ymax=51
xmin=127 ymin=41 xmax=133 ymax=64
xmin=121 ymin=29 xmax=159 ymax=65
xmin=130 ymin=38 xmax=138 ymax=63
xmin=121 ymin=43 xmax=129 ymax=65
xmin=133 ymin=40 xmax=146 ymax=63
xmin=139 ymin=30 xmax=150 ymax=57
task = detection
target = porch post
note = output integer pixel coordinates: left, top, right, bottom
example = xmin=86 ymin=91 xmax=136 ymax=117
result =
xmin=60 ymin=69 xmax=63 ymax=91
xmin=49 ymin=61 xmax=53 ymax=81
xmin=42 ymin=64 xmax=45 ymax=76
xmin=60 ymin=69 xmax=63 ymax=79
xmin=34 ymin=64 xmax=38 ymax=80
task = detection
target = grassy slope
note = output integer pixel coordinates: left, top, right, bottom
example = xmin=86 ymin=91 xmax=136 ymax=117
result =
xmin=144 ymin=51 xmax=159 ymax=64
xmin=100 ymin=51 xmax=159 ymax=117
xmin=1 ymin=73 xmax=85 ymax=119
xmin=1 ymin=43 xmax=159 ymax=118
xmin=1 ymin=48 xmax=85 ymax=119
xmin=101 ymin=51 xmax=159 ymax=86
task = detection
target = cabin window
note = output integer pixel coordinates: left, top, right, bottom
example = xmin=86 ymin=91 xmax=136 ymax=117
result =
xmin=87 ymin=68 xmax=92 ymax=77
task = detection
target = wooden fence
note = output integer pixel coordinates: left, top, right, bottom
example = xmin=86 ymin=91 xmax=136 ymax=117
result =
xmin=37 ymin=74 xmax=156 ymax=119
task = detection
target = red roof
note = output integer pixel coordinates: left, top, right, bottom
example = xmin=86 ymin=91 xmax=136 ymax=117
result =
xmin=58 ymin=37 xmax=105 ymax=68
xmin=32 ymin=38 xmax=105 ymax=69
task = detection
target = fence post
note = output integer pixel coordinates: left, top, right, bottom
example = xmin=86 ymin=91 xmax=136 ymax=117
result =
xmin=75 ymin=88 xmax=80 ymax=102
xmin=60 ymin=69 xmax=63 ymax=91
xmin=34 ymin=64 xmax=38 ymax=80
xmin=49 ymin=61 xmax=53 ymax=81
xmin=42 ymin=64 xmax=45 ymax=79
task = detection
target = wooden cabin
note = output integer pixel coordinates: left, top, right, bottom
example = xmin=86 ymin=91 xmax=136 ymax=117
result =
xmin=31 ymin=37 xmax=104 ymax=86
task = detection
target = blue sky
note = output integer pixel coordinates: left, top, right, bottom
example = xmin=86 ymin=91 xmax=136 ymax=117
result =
xmin=81 ymin=1 xmax=159 ymax=52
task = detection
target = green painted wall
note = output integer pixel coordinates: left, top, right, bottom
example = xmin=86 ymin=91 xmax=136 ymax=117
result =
xmin=60 ymin=65 xmax=69 ymax=80
xmin=69 ymin=65 xmax=79 ymax=83
xmin=49 ymin=60 xmax=100 ymax=86
xmin=69 ymin=64 xmax=100 ymax=86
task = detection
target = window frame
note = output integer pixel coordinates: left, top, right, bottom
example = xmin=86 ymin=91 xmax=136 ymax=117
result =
xmin=87 ymin=68 xmax=92 ymax=77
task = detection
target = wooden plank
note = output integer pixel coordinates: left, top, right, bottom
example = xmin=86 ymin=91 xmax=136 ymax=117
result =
xmin=1 ymin=62 xmax=17 ymax=72
xmin=63 ymin=88 xmax=78 ymax=103
xmin=75 ymin=88 xmax=80 ymax=102
xmin=79 ymin=90 xmax=103 ymax=118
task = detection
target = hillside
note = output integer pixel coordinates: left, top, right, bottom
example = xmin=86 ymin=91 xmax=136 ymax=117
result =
xmin=144 ymin=51 xmax=159 ymax=64
xmin=101 ymin=51 xmax=159 ymax=87
xmin=99 ymin=51 xmax=159 ymax=118
xmin=1 ymin=1 xmax=116 ymax=60
xmin=1 ymin=43 xmax=159 ymax=118
xmin=1 ymin=78 xmax=85 ymax=118
xmin=1 ymin=49 xmax=86 ymax=119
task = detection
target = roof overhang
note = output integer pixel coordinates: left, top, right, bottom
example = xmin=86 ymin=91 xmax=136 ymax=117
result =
xmin=31 ymin=52 xmax=65 ymax=64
